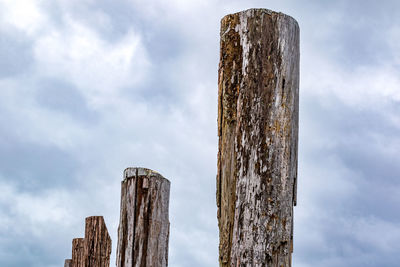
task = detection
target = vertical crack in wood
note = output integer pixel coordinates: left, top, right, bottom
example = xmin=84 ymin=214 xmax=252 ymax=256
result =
xmin=69 ymin=216 xmax=111 ymax=267
xmin=84 ymin=216 xmax=112 ymax=267
xmin=217 ymin=8 xmax=299 ymax=267
xmin=117 ymin=167 xmax=170 ymax=267
xmin=132 ymin=169 xmax=139 ymax=267
xmin=72 ymin=238 xmax=84 ymax=267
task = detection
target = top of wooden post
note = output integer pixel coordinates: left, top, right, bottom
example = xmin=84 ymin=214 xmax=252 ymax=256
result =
xmin=117 ymin=167 xmax=170 ymax=267
xmin=123 ymin=167 xmax=170 ymax=183
xmin=221 ymin=8 xmax=298 ymax=25
xmin=217 ymin=7 xmax=299 ymax=266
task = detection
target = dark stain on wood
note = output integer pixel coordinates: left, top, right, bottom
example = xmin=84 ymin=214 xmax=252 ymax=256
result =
xmin=116 ymin=167 xmax=170 ymax=267
xmin=217 ymin=8 xmax=299 ymax=267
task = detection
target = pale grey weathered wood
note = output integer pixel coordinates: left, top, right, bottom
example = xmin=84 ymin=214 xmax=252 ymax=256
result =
xmin=217 ymin=8 xmax=299 ymax=267
xmin=116 ymin=167 xmax=170 ymax=267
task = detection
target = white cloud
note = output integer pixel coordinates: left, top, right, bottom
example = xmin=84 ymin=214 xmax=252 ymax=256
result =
xmin=33 ymin=16 xmax=149 ymax=108
xmin=0 ymin=0 xmax=48 ymax=36
xmin=302 ymin=25 xmax=400 ymax=110
xmin=0 ymin=180 xmax=74 ymax=235
xmin=0 ymin=78 xmax=90 ymax=151
xmin=129 ymin=0 xmax=215 ymax=17
xmin=1 ymin=0 xmax=400 ymax=266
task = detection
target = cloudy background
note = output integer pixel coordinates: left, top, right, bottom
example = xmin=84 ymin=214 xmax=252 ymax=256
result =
xmin=1 ymin=0 xmax=400 ymax=266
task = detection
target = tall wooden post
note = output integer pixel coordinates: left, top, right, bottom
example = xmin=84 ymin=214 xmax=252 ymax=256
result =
xmin=217 ymin=8 xmax=299 ymax=267
xmin=116 ymin=167 xmax=170 ymax=267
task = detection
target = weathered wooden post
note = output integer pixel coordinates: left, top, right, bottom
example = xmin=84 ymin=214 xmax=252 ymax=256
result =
xmin=116 ymin=167 xmax=170 ymax=267
xmin=84 ymin=216 xmax=112 ymax=267
xmin=72 ymin=238 xmax=85 ymax=267
xmin=217 ymin=8 xmax=299 ymax=267
xmin=66 ymin=216 xmax=111 ymax=267
xmin=64 ymin=259 xmax=72 ymax=267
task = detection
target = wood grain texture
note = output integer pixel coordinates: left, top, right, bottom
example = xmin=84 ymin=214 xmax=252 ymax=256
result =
xmin=116 ymin=167 xmax=170 ymax=267
xmin=217 ymin=8 xmax=299 ymax=267
xmin=72 ymin=238 xmax=85 ymax=267
xmin=69 ymin=216 xmax=111 ymax=267
xmin=84 ymin=216 xmax=112 ymax=267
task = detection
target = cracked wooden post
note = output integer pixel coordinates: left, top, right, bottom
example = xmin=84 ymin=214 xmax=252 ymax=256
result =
xmin=72 ymin=238 xmax=85 ymax=267
xmin=84 ymin=216 xmax=112 ymax=267
xmin=116 ymin=167 xmax=170 ymax=267
xmin=68 ymin=216 xmax=111 ymax=267
xmin=217 ymin=8 xmax=299 ymax=267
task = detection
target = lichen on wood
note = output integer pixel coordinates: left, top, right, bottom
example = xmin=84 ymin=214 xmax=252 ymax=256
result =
xmin=217 ymin=8 xmax=299 ymax=267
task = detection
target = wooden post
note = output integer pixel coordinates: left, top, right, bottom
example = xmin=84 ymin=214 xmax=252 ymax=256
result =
xmin=217 ymin=8 xmax=299 ymax=267
xmin=84 ymin=216 xmax=112 ymax=267
xmin=64 ymin=259 xmax=72 ymax=267
xmin=72 ymin=238 xmax=85 ymax=267
xmin=67 ymin=216 xmax=111 ymax=267
xmin=116 ymin=167 xmax=170 ymax=267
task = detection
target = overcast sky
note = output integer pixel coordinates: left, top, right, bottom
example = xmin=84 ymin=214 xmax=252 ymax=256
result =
xmin=1 ymin=0 xmax=400 ymax=266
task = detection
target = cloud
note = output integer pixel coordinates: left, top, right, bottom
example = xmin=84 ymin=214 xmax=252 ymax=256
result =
xmin=33 ymin=18 xmax=149 ymax=108
xmin=0 ymin=0 xmax=48 ymax=36
xmin=1 ymin=0 xmax=400 ymax=267
xmin=0 ymin=180 xmax=81 ymax=267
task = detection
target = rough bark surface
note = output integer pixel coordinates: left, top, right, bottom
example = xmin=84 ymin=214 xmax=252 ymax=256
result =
xmin=84 ymin=216 xmax=112 ymax=267
xmin=64 ymin=259 xmax=72 ymax=267
xmin=116 ymin=167 xmax=170 ymax=267
xmin=72 ymin=238 xmax=85 ymax=267
xmin=217 ymin=8 xmax=299 ymax=267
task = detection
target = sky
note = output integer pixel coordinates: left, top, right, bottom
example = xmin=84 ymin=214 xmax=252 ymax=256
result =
xmin=0 ymin=0 xmax=400 ymax=266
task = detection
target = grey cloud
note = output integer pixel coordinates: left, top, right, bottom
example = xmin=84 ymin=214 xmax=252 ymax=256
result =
xmin=1 ymin=0 xmax=400 ymax=267
xmin=289 ymin=0 xmax=400 ymax=70
xmin=35 ymin=78 xmax=99 ymax=124
xmin=0 ymin=208 xmax=79 ymax=267
xmin=0 ymin=133 xmax=80 ymax=191
xmin=296 ymin=89 xmax=400 ymax=266
xmin=0 ymin=30 xmax=33 ymax=78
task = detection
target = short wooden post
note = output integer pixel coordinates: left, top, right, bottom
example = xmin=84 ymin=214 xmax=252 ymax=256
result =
xmin=72 ymin=238 xmax=85 ymax=267
xmin=217 ymin=8 xmax=299 ymax=267
xmin=84 ymin=216 xmax=112 ymax=267
xmin=116 ymin=167 xmax=170 ymax=267
xmin=67 ymin=216 xmax=111 ymax=267
xmin=64 ymin=259 xmax=72 ymax=267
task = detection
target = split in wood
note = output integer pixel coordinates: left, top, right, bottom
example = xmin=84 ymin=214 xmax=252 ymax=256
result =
xmin=217 ymin=8 xmax=299 ymax=267
xmin=116 ymin=167 xmax=170 ymax=267
xmin=64 ymin=167 xmax=170 ymax=267
xmin=65 ymin=216 xmax=111 ymax=267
